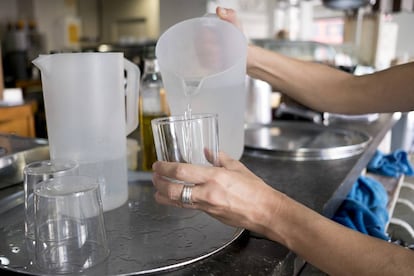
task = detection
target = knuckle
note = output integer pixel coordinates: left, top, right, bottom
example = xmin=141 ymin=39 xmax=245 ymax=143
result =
xmin=174 ymin=165 xmax=187 ymax=180
xmin=204 ymin=189 xmax=215 ymax=203
xmin=211 ymin=168 xmax=226 ymax=183
xmin=167 ymin=186 xmax=178 ymax=201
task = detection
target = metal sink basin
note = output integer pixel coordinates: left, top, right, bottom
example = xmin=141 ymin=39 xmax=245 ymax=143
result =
xmin=244 ymin=121 xmax=371 ymax=161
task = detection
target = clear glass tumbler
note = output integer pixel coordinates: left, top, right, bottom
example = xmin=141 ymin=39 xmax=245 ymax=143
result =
xmin=151 ymin=113 xmax=219 ymax=166
xmin=24 ymin=159 xmax=79 ymax=241
xmin=33 ymin=175 xmax=109 ymax=274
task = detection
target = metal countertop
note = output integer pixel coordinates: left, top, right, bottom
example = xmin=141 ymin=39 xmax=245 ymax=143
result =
xmin=0 ymin=113 xmax=399 ymax=275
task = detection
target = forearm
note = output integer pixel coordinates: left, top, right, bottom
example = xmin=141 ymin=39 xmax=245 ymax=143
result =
xmin=263 ymin=193 xmax=414 ymax=276
xmin=247 ymin=45 xmax=355 ymax=113
xmin=247 ymin=45 xmax=414 ymax=114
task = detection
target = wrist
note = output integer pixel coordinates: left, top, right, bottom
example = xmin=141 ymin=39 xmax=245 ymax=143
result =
xmin=246 ymin=44 xmax=260 ymax=76
xmin=253 ymin=188 xmax=288 ymax=243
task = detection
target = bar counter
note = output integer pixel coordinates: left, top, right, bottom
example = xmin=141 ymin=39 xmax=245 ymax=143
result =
xmin=164 ymin=112 xmax=400 ymax=275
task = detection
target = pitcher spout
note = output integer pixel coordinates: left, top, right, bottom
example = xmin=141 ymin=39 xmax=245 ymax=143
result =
xmin=32 ymin=54 xmax=51 ymax=75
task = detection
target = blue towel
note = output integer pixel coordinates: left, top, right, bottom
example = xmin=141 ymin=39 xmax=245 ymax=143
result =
xmin=367 ymin=149 xmax=414 ymax=177
xmin=333 ymin=175 xmax=389 ymax=240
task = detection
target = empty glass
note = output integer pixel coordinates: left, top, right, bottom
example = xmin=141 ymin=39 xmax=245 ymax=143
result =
xmin=151 ymin=113 xmax=219 ymax=166
xmin=24 ymin=159 xmax=79 ymax=241
xmin=33 ymin=175 xmax=109 ymax=274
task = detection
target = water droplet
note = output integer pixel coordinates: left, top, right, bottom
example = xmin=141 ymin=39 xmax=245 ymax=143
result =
xmin=0 ymin=257 xmax=10 ymax=265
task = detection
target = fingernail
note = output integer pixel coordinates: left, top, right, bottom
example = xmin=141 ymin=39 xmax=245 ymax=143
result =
xmin=218 ymin=7 xmax=227 ymax=17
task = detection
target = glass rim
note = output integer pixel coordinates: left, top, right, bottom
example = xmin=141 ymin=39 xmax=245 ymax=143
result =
xmin=23 ymin=159 xmax=79 ymax=175
xmin=33 ymin=175 xmax=100 ymax=198
xmin=151 ymin=113 xmax=218 ymax=125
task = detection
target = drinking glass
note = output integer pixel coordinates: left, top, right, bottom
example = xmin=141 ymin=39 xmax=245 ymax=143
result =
xmin=151 ymin=113 xmax=219 ymax=166
xmin=33 ymin=175 xmax=109 ymax=274
xmin=24 ymin=159 xmax=79 ymax=241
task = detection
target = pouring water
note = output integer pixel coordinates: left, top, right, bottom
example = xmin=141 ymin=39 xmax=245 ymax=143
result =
xmin=155 ymin=15 xmax=247 ymax=160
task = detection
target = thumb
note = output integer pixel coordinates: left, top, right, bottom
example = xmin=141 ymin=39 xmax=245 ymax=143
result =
xmin=217 ymin=151 xmax=234 ymax=168
xmin=218 ymin=151 xmax=259 ymax=178
xmin=218 ymin=151 xmax=244 ymax=172
xmin=216 ymin=7 xmax=243 ymax=31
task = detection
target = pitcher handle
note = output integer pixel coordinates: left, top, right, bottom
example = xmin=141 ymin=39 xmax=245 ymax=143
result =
xmin=124 ymin=58 xmax=140 ymax=135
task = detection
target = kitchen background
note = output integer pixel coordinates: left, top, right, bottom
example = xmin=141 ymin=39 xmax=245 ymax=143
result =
xmin=1 ymin=0 xmax=414 ymax=67
xmin=0 ymin=0 xmax=414 ymax=148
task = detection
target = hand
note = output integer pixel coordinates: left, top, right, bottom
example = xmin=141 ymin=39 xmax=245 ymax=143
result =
xmin=152 ymin=151 xmax=283 ymax=235
xmin=215 ymin=7 xmax=243 ymax=31
xmin=215 ymin=6 xmax=257 ymax=74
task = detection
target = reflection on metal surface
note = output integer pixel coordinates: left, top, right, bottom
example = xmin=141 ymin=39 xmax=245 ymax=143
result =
xmin=323 ymin=112 xmax=379 ymax=124
xmin=0 ymin=174 xmax=243 ymax=275
xmin=0 ymin=135 xmax=49 ymax=189
xmin=244 ymin=121 xmax=371 ymax=161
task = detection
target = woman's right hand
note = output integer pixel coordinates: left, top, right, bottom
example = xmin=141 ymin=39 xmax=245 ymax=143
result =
xmin=216 ymin=7 xmax=243 ymax=31
xmin=215 ymin=6 xmax=259 ymax=76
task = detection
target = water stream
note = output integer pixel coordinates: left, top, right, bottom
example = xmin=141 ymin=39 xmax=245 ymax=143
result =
xmin=183 ymin=79 xmax=201 ymax=164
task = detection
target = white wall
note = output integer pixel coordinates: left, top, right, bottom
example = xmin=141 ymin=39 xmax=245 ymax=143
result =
xmin=32 ymin=0 xmax=76 ymax=52
xmin=0 ymin=0 xmax=18 ymax=38
xmin=159 ymin=0 xmax=208 ymax=34
xmin=0 ymin=0 xmax=17 ymax=19
xmin=207 ymin=0 xmax=270 ymax=39
xmin=0 ymin=0 xmax=67 ymax=52
xmin=206 ymin=0 xmax=317 ymax=40
xmin=100 ymin=0 xmax=159 ymax=43
xmin=78 ymin=0 xmax=99 ymax=43
xmin=393 ymin=11 xmax=414 ymax=59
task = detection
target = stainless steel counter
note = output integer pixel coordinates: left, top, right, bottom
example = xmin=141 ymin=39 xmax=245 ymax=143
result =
xmin=0 ymin=113 xmax=400 ymax=275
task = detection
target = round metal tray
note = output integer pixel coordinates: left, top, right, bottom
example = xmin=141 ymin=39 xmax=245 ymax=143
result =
xmin=244 ymin=121 xmax=371 ymax=161
xmin=0 ymin=172 xmax=243 ymax=275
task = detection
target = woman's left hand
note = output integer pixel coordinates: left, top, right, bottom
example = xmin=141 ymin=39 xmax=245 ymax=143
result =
xmin=151 ymin=151 xmax=283 ymax=235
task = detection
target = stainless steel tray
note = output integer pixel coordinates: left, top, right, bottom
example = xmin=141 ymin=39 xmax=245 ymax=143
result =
xmin=0 ymin=172 xmax=243 ymax=275
xmin=244 ymin=121 xmax=371 ymax=161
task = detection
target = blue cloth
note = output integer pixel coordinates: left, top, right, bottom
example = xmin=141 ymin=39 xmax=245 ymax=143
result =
xmin=367 ymin=149 xmax=414 ymax=178
xmin=333 ymin=175 xmax=389 ymax=240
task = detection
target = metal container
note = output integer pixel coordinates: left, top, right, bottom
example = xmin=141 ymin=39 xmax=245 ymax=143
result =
xmin=245 ymin=76 xmax=272 ymax=125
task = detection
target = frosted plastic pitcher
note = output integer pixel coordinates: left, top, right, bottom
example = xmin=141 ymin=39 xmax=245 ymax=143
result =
xmin=155 ymin=15 xmax=247 ymax=159
xmin=33 ymin=52 xmax=140 ymax=211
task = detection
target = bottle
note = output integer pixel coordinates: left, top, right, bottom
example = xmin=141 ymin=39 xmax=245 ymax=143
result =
xmin=139 ymin=58 xmax=169 ymax=171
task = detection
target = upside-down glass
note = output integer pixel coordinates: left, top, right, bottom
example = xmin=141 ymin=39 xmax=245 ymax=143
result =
xmin=151 ymin=113 xmax=219 ymax=166
xmin=24 ymin=159 xmax=79 ymax=241
xmin=33 ymin=175 xmax=109 ymax=274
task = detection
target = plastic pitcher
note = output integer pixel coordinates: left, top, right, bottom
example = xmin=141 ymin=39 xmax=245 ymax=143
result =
xmin=33 ymin=52 xmax=140 ymax=211
xmin=155 ymin=15 xmax=247 ymax=160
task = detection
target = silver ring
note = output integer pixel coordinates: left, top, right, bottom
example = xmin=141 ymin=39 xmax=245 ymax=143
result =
xmin=181 ymin=185 xmax=193 ymax=205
